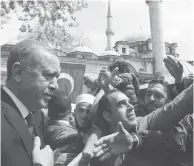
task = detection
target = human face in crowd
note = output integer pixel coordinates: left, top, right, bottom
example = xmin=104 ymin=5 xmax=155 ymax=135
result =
xmin=18 ymin=49 xmax=60 ymax=111
xmin=144 ymin=83 xmax=168 ymax=113
xmin=75 ymin=102 xmax=93 ymax=129
xmin=106 ymin=92 xmax=137 ymax=132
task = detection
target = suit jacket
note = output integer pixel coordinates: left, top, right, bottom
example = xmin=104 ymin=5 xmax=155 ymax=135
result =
xmin=44 ymin=120 xmax=84 ymax=165
xmin=44 ymin=120 xmax=84 ymax=152
xmin=1 ymin=88 xmax=45 ymax=166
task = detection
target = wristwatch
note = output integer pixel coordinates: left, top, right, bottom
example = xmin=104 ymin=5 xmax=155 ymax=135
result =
xmin=131 ymin=132 xmax=143 ymax=149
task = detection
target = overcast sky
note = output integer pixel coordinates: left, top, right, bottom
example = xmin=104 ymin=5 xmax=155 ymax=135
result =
xmin=1 ymin=0 xmax=194 ymax=61
xmin=71 ymin=0 xmax=194 ymax=60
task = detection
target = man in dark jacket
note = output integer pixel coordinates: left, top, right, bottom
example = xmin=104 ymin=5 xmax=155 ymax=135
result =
xmin=1 ymin=39 xmax=60 ymax=166
xmin=44 ymin=92 xmax=84 ymax=165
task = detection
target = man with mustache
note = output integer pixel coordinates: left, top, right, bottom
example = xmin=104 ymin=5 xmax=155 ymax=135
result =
xmin=136 ymin=80 xmax=171 ymax=116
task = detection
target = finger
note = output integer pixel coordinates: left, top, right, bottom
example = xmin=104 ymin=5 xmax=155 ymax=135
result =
xmin=56 ymin=145 xmax=69 ymax=152
xmin=164 ymin=63 xmax=173 ymax=71
xmin=165 ymin=60 xmax=176 ymax=69
xmin=45 ymin=145 xmax=52 ymax=152
xmin=178 ymin=61 xmax=183 ymax=72
xmin=164 ymin=59 xmax=172 ymax=66
xmin=117 ymin=122 xmax=126 ymax=134
xmin=93 ymin=144 xmax=108 ymax=154
xmin=167 ymin=56 xmax=177 ymax=64
xmin=99 ymin=152 xmax=113 ymax=161
xmin=111 ymin=67 xmax=119 ymax=77
xmin=95 ymin=148 xmax=109 ymax=158
xmin=33 ymin=136 xmax=41 ymax=151
xmin=94 ymin=136 xmax=110 ymax=146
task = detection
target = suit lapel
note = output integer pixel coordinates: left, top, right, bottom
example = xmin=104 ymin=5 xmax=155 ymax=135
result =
xmin=2 ymin=101 xmax=34 ymax=159
xmin=1 ymin=87 xmax=45 ymax=150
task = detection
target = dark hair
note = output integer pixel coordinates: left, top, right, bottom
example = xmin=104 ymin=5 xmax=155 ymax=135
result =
xmin=48 ymin=92 xmax=72 ymax=120
xmin=94 ymin=89 xmax=119 ymax=134
xmin=148 ymin=79 xmax=171 ymax=100
xmin=108 ymin=61 xmax=132 ymax=73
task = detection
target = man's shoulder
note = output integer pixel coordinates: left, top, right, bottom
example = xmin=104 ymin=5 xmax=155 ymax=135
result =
xmin=46 ymin=120 xmax=78 ymax=134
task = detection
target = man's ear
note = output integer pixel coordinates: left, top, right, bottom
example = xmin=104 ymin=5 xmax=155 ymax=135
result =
xmin=103 ymin=111 xmax=112 ymax=122
xmin=11 ymin=62 xmax=23 ymax=83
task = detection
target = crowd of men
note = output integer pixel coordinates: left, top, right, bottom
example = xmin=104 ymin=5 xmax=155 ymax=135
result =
xmin=1 ymin=39 xmax=193 ymax=166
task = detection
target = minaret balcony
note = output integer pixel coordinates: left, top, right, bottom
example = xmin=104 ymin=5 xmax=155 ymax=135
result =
xmin=106 ymin=29 xmax=114 ymax=35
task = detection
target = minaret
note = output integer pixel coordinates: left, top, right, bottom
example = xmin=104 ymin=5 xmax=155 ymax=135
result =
xmin=105 ymin=0 xmax=114 ymax=51
xmin=146 ymin=0 xmax=166 ymax=76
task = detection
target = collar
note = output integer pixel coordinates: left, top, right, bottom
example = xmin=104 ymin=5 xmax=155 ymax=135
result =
xmin=2 ymin=86 xmax=29 ymax=119
xmin=55 ymin=120 xmax=70 ymax=126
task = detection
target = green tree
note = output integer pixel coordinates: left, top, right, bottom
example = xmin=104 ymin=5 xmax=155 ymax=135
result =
xmin=1 ymin=0 xmax=88 ymax=50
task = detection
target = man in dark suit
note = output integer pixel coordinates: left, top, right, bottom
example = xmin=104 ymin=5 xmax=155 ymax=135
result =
xmin=1 ymin=39 xmax=61 ymax=166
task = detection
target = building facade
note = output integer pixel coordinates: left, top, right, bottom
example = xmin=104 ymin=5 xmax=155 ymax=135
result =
xmin=1 ymin=39 xmax=178 ymax=85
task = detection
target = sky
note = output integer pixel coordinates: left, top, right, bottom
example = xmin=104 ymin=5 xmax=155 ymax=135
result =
xmin=1 ymin=0 xmax=194 ymax=61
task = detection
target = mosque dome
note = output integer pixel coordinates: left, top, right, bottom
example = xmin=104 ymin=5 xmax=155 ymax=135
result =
xmin=99 ymin=50 xmax=120 ymax=57
xmin=125 ymin=33 xmax=150 ymax=44
xmin=72 ymin=46 xmax=93 ymax=53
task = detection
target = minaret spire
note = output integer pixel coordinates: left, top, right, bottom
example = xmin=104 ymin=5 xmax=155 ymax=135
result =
xmin=106 ymin=0 xmax=114 ymax=51
xmin=107 ymin=0 xmax=112 ymax=17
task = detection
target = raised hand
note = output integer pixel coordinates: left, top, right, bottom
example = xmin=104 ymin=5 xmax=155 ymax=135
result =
xmin=32 ymin=137 xmax=54 ymax=166
xmin=98 ymin=67 xmax=112 ymax=90
xmin=98 ymin=67 xmax=120 ymax=91
xmin=93 ymin=122 xmax=134 ymax=161
xmin=84 ymin=76 xmax=98 ymax=90
xmin=163 ymin=56 xmax=183 ymax=83
xmin=110 ymin=67 xmax=122 ymax=87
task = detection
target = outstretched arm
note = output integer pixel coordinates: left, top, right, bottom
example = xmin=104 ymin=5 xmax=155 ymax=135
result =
xmin=138 ymin=84 xmax=193 ymax=132
xmin=67 ymin=126 xmax=102 ymax=166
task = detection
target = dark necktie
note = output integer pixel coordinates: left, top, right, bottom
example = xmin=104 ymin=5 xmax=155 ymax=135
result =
xmin=25 ymin=113 xmax=36 ymax=137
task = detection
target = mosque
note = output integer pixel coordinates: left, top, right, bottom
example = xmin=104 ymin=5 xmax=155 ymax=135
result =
xmin=1 ymin=0 xmax=192 ymax=97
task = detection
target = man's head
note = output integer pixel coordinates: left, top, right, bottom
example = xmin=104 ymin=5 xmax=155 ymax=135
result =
xmin=96 ymin=90 xmax=137 ymax=134
xmin=48 ymin=91 xmax=71 ymax=120
xmin=74 ymin=94 xmax=95 ymax=132
xmin=6 ymin=39 xmax=60 ymax=111
xmin=144 ymin=80 xmax=170 ymax=113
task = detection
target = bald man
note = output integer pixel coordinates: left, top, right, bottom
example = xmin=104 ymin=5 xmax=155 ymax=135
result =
xmin=1 ymin=39 xmax=61 ymax=166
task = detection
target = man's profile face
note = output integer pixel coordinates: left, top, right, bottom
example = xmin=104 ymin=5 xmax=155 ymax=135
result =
xmin=107 ymin=92 xmax=137 ymax=132
xmin=19 ymin=49 xmax=61 ymax=110
xmin=75 ymin=102 xmax=93 ymax=130
xmin=144 ymin=83 xmax=168 ymax=113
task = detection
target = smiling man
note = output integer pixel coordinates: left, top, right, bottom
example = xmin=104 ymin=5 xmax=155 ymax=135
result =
xmin=1 ymin=39 xmax=60 ymax=166
xmin=74 ymin=94 xmax=95 ymax=133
